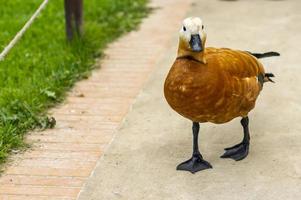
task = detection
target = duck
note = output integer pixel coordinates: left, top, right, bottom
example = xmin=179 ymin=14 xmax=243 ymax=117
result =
xmin=164 ymin=17 xmax=279 ymax=173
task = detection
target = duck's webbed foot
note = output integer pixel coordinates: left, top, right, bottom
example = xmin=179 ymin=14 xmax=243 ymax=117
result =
xmin=177 ymin=153 xmax=212 ymax=173
xmin=220 ymin=141 xmax=249 ymax=161
xmin=221 ymin=116 xmax=250 ymax=161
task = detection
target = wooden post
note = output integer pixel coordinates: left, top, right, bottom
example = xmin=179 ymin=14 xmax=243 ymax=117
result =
xmin=64 ymin=0 xmax=73 ymax=40
xmin=74 ymin=0 xmax=83 ymax=35
xmin=64 ymin=0 xmax=83 ymax=40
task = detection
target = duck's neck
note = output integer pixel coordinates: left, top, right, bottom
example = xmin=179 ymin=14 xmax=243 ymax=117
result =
xmin=177 ymin=39 xmax=207 ymax=64
xmin=177 ymin=49 xmax=206 ymax=64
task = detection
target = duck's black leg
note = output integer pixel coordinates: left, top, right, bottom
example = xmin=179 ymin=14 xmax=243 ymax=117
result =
xmin=177 ymin=122 xmax=212 ymax=173
xmin=221 ymin=117 xmax=250 ymax=161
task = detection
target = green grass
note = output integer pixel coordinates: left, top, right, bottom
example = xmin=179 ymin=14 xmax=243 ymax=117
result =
xmin=0 ymin=0 xmax=149 ymax=164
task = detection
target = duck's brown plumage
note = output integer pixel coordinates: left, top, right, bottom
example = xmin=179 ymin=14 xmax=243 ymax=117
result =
xmin=164 ymin=47 xmax=266 ymax=124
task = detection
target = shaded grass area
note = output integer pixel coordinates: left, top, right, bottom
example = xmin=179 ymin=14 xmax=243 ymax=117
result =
xmin=0 ymin=0 xmax=149 ymax=164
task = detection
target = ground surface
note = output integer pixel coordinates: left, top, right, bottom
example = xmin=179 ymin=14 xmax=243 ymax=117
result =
xmin=78 ymin=0 xmax=301 ymax=199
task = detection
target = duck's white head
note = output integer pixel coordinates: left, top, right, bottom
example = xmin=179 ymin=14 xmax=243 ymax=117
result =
xmin=178 ymin=17 xmax=207 ymax=62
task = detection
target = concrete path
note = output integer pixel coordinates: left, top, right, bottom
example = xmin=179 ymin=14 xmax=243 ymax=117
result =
xmin=79 ymin=0 xmax=301 ymax=200
xmin=0 ymin=0 xmax=191 ymax=199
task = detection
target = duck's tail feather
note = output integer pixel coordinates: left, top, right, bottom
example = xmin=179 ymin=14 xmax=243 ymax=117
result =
xmin=264 ymin=73 xmax=275 ymax=83
xmin=247 ymin=51 xmax=280 ymax=59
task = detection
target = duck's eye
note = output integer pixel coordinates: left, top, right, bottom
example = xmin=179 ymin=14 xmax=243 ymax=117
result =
xmin=183 ymin=26 xmax=186 ymax=31
xmin=202 ymin=25 xmax=204 ymax=29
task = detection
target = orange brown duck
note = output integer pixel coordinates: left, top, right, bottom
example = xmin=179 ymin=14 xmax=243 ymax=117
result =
xmin=164 ymin=17 xmax=279 ymax=173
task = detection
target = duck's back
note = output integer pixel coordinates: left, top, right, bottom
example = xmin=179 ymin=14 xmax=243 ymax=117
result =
xmin=164 ymin=47 xmax=265 ymax=124
xmin=206 ymin=47 xmax=265 ymax=79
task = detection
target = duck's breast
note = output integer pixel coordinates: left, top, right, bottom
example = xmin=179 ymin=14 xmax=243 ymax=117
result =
xmin=164 ymin=58 xmax=227 ymax=122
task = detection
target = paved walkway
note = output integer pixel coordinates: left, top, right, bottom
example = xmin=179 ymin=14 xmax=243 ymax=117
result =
xmin=0 ymin=0 xmax=191 ymax=199
xmin=78 ymin=0 xmax=301 ymax=200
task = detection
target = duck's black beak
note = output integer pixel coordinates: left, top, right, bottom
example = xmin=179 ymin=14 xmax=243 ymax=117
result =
xmin=189 ymin=34 xmax=203 ymax=52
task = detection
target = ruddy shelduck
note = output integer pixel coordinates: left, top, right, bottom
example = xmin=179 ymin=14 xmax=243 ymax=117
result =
xmin=164 ymin=17 xmax=279 ymax=173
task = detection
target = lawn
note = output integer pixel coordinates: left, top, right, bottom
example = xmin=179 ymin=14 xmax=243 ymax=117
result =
xmin=0 ymin=0 xmax=149 ymax=164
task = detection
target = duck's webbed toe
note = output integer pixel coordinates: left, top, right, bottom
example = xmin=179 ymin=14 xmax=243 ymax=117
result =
xmin=220 ymin=141 xmax=249 ymax=161
xmin=177 ymin=154 xmax=212 ymax=173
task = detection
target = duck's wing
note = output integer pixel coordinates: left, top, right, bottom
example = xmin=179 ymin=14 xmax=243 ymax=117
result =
xmin=206 ymin=48 xmax=266 ymax=115
xmin=206 ymin=48 xmax=265 ymax=82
